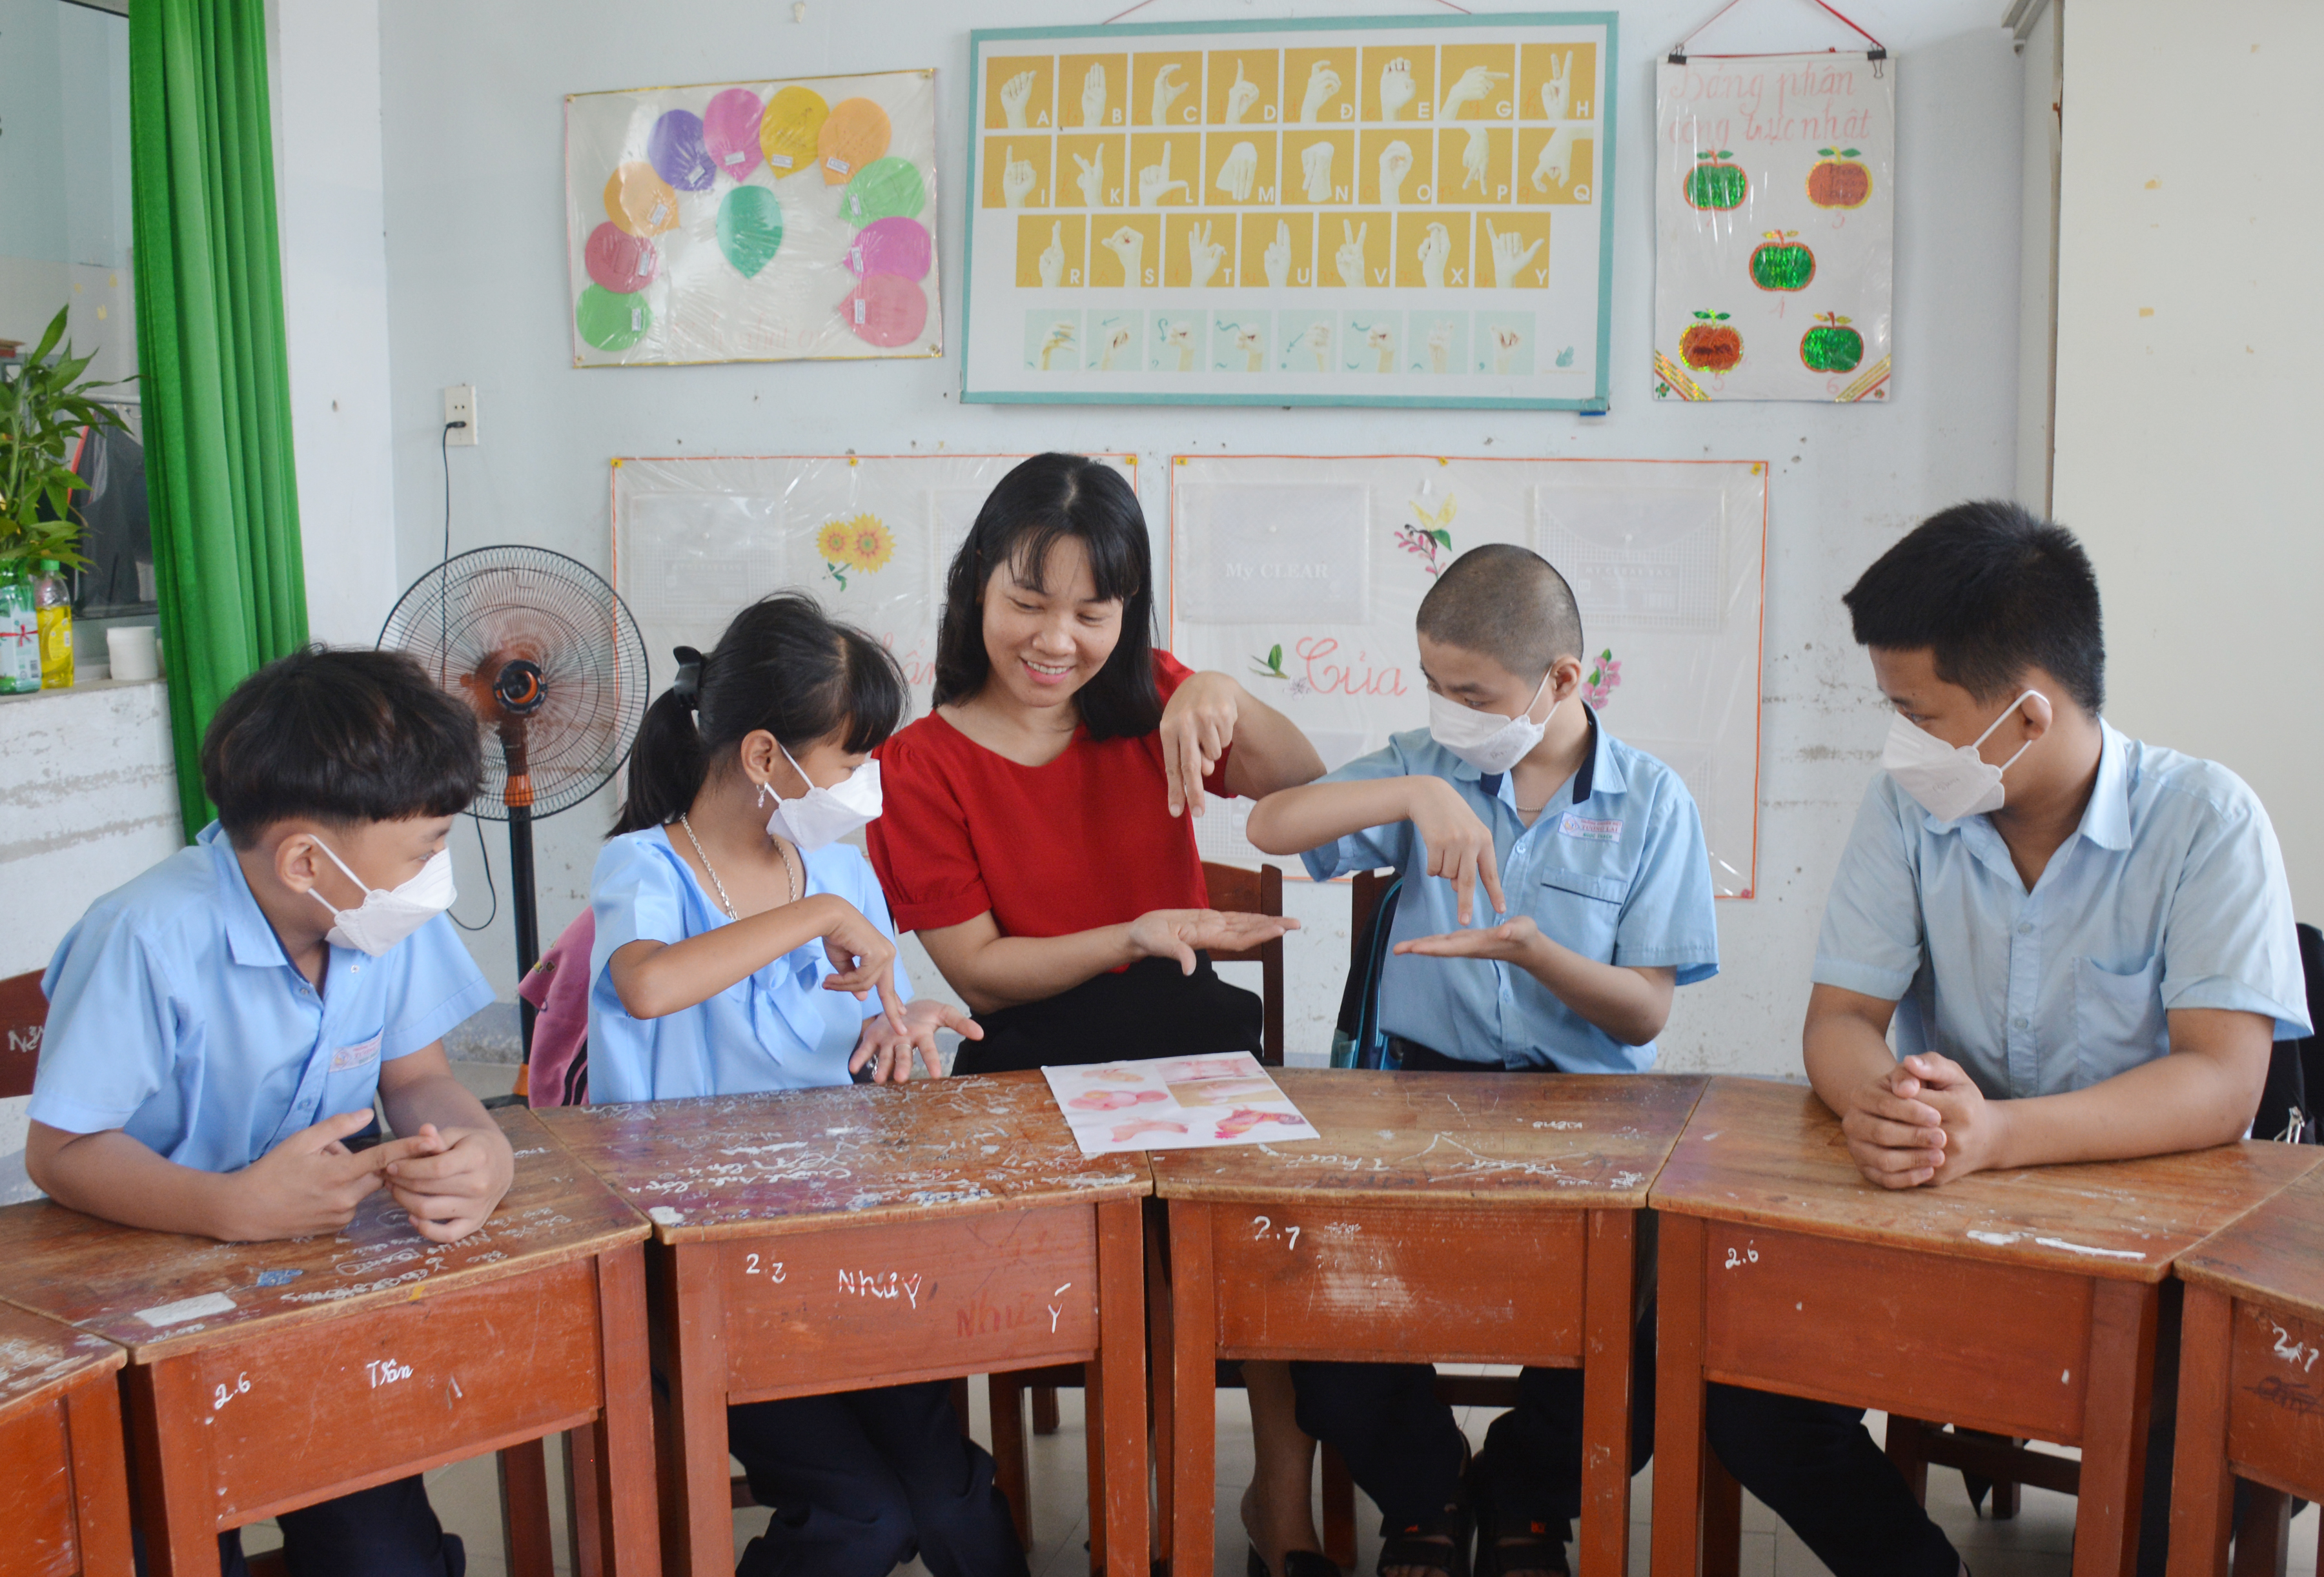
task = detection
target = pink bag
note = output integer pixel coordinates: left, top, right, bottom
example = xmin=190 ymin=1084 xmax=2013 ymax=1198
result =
xmin=520 ymin=909 xmax=595 ymax=1106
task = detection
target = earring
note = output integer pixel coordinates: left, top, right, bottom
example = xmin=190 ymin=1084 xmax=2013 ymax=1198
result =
xmin=755 ymin=780 xmax=772 ymax=809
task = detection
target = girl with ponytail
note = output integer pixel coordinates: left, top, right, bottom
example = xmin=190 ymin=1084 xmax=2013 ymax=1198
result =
xmin=589 ymin=591 xmax=1017 ymax=1577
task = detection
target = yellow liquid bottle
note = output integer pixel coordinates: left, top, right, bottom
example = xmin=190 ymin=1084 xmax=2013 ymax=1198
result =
xmin=34 ymin=560 xmax=73 ymax=689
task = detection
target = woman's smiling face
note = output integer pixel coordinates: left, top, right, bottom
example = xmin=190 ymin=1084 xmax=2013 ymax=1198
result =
xmin=978 ymin=535 xmax=1125 ymax=714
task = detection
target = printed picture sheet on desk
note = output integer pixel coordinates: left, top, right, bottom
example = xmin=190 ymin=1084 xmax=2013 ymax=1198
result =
xmin=961 ymin=16 xmax=1616 ymax=409
xmin=1043 ymin=1052 xmax=1321 ymax=1155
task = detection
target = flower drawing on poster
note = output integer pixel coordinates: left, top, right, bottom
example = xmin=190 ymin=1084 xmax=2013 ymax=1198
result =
xmin=1653 ymin=52 xmax=1892 ymax=402
xmin=1394 ymin=494 xmax=1457 ymax=576
xmin=817 ymin=513 xmax=895 ymax=591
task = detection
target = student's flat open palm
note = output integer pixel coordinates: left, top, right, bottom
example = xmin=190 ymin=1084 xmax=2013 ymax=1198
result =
xmin=1160 ymin=671 xmax=1241 ymax=817
xmin=1128 ymin=908 xmax=1299 ymax=973
xmin=1395 ymin=913 xmax=1538 ymax=962
xmin=1408 ymin=777 xmax=1506 ymax=924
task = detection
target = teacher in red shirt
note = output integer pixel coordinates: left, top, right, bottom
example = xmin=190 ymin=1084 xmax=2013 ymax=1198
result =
xmin=870 ymin=450 xmax=1322 ymax=1073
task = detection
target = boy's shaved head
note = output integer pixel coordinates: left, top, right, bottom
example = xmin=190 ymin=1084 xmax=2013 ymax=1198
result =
xmin=1416 ymin=544 xmax=1583 ymax=678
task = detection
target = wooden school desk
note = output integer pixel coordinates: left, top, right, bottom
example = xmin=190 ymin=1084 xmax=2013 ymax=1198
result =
xmin=0 ymin=1106 xmax=657 ymax=1577
xmin=1646 ymin=1077 xmax=2323 ymax=1577
xmin=537 ymin=1070 xmax=1154 ymax=1577
xmin=0 ymin=1302 xmax=130 ymax=1576
xmin=1153 ymin=1068 xmax=1709 ymax=1577
xmin=2166 ymin=1161 xmax=2324 ymax=1576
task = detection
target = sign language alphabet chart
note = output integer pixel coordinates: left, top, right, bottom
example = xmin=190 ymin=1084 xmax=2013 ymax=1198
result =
xmin=963 ymin=14 xmax=1617 ymax=410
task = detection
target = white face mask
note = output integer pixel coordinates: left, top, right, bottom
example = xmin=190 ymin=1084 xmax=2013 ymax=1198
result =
xmin=1881 ymin=691 xmax=2039 ymax=821
xmin=1427 ymin=668 xmax=1558 ymax=775
xmin=762 ymin=749 xmax=884 ymax=851
xmin=308 ymin=839 xmax=456 ymax=955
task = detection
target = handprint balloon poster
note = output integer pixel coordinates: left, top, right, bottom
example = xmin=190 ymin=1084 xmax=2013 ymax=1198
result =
xmin=565 ymin=70 xmax=940 ymax=366
xmin=961 ymin=15 xmax=1618 ymax=410
xmin=1653 ymin=52 xmax=1893 ymax=402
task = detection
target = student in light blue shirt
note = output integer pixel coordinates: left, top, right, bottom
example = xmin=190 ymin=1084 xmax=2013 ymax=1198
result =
xmin=586 ymin=592 xmax=1010 ymax=1577
xmin=1712 ymin=502 xmax=2308 ymax=1577
xmin=1247 ymin=544 xmax=1718 ymax=1577
xmin=28 ymin=647 xmax=509 ymax=1577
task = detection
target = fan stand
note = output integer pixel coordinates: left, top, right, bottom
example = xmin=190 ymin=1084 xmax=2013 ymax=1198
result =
xmin=491 ymin=659 xmax=547 ymax=1055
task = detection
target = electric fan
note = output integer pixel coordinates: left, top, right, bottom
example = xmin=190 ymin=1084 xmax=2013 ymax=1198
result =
xmin=378 ymin=545 xmax=649 ymax=1051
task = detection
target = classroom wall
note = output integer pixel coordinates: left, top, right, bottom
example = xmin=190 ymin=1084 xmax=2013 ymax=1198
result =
xmin=2052 ymin=0 xmax=2324 ymax=922
xmin=362 ymin=0 xmax=2025 ymax=1074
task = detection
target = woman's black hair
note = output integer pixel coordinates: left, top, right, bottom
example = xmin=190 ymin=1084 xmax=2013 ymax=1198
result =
xmin=611 ymin=591 xmax=907 ymax=835
xmin=932 ymin=452 xmax=1161 ymax=740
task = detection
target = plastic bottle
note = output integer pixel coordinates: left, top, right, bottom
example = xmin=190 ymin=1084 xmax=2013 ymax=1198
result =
xmin=0 ymin=567 xmax=39 ymax=693
xmin=34 ymin=560 xmax=72 ymax=689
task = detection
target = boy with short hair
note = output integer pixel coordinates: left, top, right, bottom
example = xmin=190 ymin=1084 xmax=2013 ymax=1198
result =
xmin=1246 ymin=543 xmax=1720 ymax=1577
xmin=1715 ymin=501 xmax=2308 ymax=1577
xmin=27 ymin=646 xmax=513 ymax=1577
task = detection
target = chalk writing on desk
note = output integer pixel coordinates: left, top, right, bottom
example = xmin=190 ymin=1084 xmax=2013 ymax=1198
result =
xmin=1722 ymin=1243 xmax=1758 ymax=1270
xmin=1251 ymin=1215 xmax=1301 ymax=1250
xmin=211 ymin=1372 xmax=250 ymax=1411
xmin=741 ymin=1253 xmax=786 ymax=1281
xmin=838 ymin=1269 xmax=925 ymax=1309
xmin=366 ymin=1358 xmax=414 ymax=1389
xmin=2250 ymin=1374 xmax=2324 ymax=1421
xmin=2270 ymin=1323 xmax=2321 ymax=1372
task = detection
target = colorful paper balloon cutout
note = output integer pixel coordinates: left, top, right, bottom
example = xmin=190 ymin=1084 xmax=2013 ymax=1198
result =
xmin=576 ymin=285 xmax=651 ymax=352
xmin=717 ymin=187 xmax=784 ymax=278
xmin=584 ymin=222 xmax=658 ymax=293
xmin=759 ymin=85 xmax=829 ymax=178
xmin=844 ymin=216 xmax=931 ymax=282
xmin=840 ymin=157 xmax=926 ymax=227
xmin=702 ymin=88 xmax=765 ymax=181
xmin=839 ymin=272 xmax=926 ymax=349
xmin=647 ymin=109 xmax=716 ymax=192
xmin=819 ymin=97 xmax=892 ymax=185
xmin=603 ymin=161 xmax=679 ymax=237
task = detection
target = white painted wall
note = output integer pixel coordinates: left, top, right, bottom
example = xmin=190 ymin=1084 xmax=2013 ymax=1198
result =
xmin=268 ymin=0 xmax=401 ymax=647
xmin=2052 ymin=1 xmax=2323 ymax=919
xmin=369 ymin=1 xmax=2024 ymax=1075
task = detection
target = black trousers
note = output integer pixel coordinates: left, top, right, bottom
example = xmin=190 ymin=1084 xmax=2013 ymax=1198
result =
xmin=136 ymin=1478 xmax=463 ymax=1577
xmin=728 ymin=1379 xmax=1026 ymax=1577
xmin=1289 ymin=1043 xmax=1655 ymax=1538
xmin=955 ymin=952 xmax=1261 ymax=1073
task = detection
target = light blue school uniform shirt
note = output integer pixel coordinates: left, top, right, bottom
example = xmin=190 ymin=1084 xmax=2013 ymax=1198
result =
xmin=32 ymin=822 xmax=494 ymax=1172
xmin=1813 ymin=720 xmax=2309 ymax=1099
xmin=587 ymin=826 xmax=913 ymax=1103
xmin=1300 ymin=711 xmax=1720 ymax=1073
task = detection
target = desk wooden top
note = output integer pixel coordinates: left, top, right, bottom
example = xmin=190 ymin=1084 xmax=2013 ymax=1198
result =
xmin=0 ymin=1302 xmax=121 ymax=1416
xmin=1647 ymin=1077 xmax=2324 ymax=1285
xmin=0 ymin=1106 xmax=647 ymax=1362
xmin=535 ymin=1070 xmax=1152 ymax=1244
xmin=2174 ymin=1162 xmax=2324 ymax=1323
xmin=1149 ymin=1070 xmax=1708 ymax=1208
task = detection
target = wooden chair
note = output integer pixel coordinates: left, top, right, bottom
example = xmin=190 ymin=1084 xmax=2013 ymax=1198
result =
xmin=1 ymin=968 xmax=43 ymax=1100
xmin=991 ymin=862 xmax=1289 ymax=1558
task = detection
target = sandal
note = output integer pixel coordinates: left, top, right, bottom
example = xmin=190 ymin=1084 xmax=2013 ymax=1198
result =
xmin=1467 ymin=1460 xmax=1567 ymax=1577
xmin=1376 ymin=1503 xmax=1472 ymax=1577
xmin=1248 ymin=1549 xmax=1343 ymax=1577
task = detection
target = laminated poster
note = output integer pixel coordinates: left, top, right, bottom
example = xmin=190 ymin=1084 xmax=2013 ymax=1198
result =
xmin=566 ymin=70 xmax=940 ymax=366
xmin=1043 ymin=1053 xmax=1321 ymax=1155
xmin=961 ymin=14 xmax=1618 ymax=411
xmin=1653 ymin=51 xmax=1891 ymax=402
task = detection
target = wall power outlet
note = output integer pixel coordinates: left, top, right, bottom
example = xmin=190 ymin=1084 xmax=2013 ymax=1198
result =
xmin=443 ymin=384 xmax=478 ymax=446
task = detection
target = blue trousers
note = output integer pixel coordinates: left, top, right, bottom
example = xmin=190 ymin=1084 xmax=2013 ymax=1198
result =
xmin=134 ymin=1476 xmax=463 ymax=1577
xmin=729 ymin=1379 xmax=1026 ymax=1577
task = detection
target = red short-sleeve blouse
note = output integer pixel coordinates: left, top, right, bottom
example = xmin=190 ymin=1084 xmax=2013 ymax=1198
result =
xmin=868 ymin=651 xmax=1230 ymax=937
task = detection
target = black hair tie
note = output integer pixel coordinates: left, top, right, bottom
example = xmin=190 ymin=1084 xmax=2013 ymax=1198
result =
xmin=671 ymin=646 xmax=706 ymax=709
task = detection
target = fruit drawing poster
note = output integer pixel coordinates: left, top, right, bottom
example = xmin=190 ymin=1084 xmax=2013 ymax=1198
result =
xmin=959 ymin=14 xmax=1619 ymax=411
xmin=1043 ymin=1054 xmax=1320 ymax=1155
xmin=1168 ymin=454 xmax=1768 ymax=897
xmin=566 ymin=70 xmax=940 ymax=366
xmin=1653 ymin=52 xmax=1892 ymax=402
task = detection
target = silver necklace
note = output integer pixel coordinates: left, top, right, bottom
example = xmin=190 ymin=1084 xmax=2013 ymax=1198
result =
xmin=677 ymin=814 xmax=797 ymax=919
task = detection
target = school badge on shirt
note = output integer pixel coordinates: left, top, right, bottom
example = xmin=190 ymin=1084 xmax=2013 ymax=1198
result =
xmin=1559 ymin=812 xmax=1622 ymax=843
xmin=329 ymin=1034 xmax=382 ymax=1072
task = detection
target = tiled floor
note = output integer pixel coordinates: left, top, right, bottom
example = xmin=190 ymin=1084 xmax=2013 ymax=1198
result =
xmin=239 ymin=1375 xmax=2319 ymax=1577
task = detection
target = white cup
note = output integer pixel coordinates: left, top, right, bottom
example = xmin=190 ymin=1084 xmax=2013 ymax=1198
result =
xmin=107 ymin=624 xmax=159 ymax=682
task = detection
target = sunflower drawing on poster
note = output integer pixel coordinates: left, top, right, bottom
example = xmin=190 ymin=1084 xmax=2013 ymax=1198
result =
xmin=566 ymin=69 xmax=941 ymax=367
xmin=1652 ymin=52 xmax=1891 ymax=402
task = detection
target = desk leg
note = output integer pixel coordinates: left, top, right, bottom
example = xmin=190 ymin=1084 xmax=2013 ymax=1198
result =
xmin=2074 ymin=1278 xmax=2159 ymax=1577
xmin=125 ymin=1362 xmax=222 ymax=1577
xmin=2166 ymin=1283 xmax=2234 ymax=1577
xmin=66 ymin=1375 xmax=134 ymax=1577
xmin=1147 ymin=1201 xmax=1175 ymax=1569
xmin=1171 ymin=1201 xmax=1218 ymax=1577
xmin=1649 ymin=1215 xmax=1707 ymax=1577
xmin=658 ymin=1241 xmax=731 ymax=1577
xmin=593 ymin=1243 xmax=660 ymax=1577
xmin=497 ymin=1438 xmax=556 ymax=1577
xmin=567 ymin=1425 xmax=605 ymax=1577
xmin=1094 ymin=1195 xmax=1150 ymax=1577
xmin=1578 ymin=1209 xmax=1636 ymax=1577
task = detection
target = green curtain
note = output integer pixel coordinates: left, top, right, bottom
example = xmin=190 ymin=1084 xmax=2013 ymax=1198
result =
xmin=128 ymin=0 xmax=307 ymax=839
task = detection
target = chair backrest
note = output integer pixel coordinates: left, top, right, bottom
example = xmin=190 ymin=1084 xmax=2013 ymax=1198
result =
xmin=1335 ymin=870 xmax=1403 ymax=1070
xmin=1200 ymin=860 xmax=1285 ymax=1066
xmin=0 ymin=969 xmax=43 ymax=1100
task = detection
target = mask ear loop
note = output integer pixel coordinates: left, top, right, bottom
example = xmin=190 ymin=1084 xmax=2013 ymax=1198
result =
xmin=1972 ymin=690 xmax=2043 ymax=773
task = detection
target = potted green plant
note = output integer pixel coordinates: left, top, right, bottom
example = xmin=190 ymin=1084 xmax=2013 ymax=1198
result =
xmin=1 ymin=305 xmax=128 ymax=575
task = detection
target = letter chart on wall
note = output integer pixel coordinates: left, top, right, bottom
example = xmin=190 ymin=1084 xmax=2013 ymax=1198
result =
xmin=1170 ymin=455 xmax=1767 ymax=897
xmin=962 ymin=14 xmax=1617 ymax=411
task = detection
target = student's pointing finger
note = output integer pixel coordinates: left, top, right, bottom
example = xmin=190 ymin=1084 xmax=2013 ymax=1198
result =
xmin=1478 ymin=846 xmax=1507 ymax=917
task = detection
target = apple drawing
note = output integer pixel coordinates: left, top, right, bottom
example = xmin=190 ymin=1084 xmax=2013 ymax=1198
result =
xmin=1680 ymin=310 xmax=1740 ymax=372
xmin=1808 ymin=147 xmax=1871 ymax=209
xmin=1684 ymin=150 xmax=1748 ymax=211
xmin=1800 ymin=312 xmax=1863 ymax=372
xmin=1749 ymin=230 xmax=1815 ymax=291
